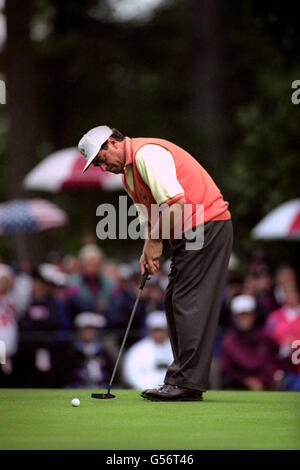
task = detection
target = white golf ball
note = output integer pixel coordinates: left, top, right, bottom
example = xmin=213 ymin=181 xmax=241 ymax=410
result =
xmin=71 ymin=398 xmax=80 ymax=407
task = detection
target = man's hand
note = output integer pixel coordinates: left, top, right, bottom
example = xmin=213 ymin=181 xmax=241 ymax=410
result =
xmin=139 ymin=253 xmax=151 ymax=279
xmin=140 ymin=239 xmax=163 ymax=276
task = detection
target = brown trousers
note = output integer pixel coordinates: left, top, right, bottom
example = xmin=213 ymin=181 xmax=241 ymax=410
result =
xmin=164 ymin=219 xmax=233 ymax=392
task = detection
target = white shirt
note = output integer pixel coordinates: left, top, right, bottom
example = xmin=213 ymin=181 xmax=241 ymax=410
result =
xmin=0 ymin=294 xmax=18 ymax=357
xmin=122 ymin=336 xmax=173 ymax=390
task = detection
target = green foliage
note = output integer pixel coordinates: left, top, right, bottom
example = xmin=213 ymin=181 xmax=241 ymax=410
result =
xmin=225 ymin=11 xmax=300 ymax=263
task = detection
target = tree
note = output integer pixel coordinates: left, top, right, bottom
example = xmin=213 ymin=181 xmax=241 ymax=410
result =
xmin=5 ymin=0 xmax=41 ymax=262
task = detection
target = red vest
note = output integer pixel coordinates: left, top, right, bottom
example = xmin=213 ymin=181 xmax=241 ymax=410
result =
xmin=121 ymin=137 xmax=231 ymax=237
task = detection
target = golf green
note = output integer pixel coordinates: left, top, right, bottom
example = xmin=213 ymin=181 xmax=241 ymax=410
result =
xmin=0 ymin=389 xmax=299 ymax=450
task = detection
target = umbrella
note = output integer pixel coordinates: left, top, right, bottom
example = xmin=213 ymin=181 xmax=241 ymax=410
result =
xmin=23 ymin=147 xmax=123 ymax=192
xmin=251 ymin=199 xmax=300 ymax=240
xmin=0 ymin=199 xmax=68 ymax=235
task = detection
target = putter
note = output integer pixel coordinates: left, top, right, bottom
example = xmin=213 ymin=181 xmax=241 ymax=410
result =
xmin=91 ymin=268 xmax=149 ymax=400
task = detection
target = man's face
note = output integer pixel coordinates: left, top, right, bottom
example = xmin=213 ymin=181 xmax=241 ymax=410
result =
xmin=151 ymin=328 xmax=168 ymax=344
xmin=233 ymin=312 xmax=255 ymax=332
xmin=284 ymin=289 xmax=300 ymax=308
xmin=79 ymin=326 xmax=98 ymax=343
xmin=81 ymin=256 xmax=101 ymax=279
xmin=93 ymin=138 xmax=125 ymax=174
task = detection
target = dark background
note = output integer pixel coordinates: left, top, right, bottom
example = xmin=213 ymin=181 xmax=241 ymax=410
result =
xmin=0 ymin=0 xmax=300 ymax=274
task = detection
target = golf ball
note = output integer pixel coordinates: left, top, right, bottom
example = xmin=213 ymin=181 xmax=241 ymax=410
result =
xmin=71 ymin=398 xmax=80 ymax=407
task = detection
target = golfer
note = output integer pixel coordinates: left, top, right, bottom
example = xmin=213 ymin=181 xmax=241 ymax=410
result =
xmin=78 ymin=125 xmax=233 ymax=401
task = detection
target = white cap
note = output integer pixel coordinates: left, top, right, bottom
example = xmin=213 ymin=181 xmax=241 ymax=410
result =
xmin=78 ymin=125 xmax=113 ymax=173
xmin=146 ymin=311 xmax=168 ymax=330
xmin=231 ymin=295 xmax=256 ymax=315
xmin=79 ymin=244 xmax=104 ymax=262
xmin=0 ymin=264 xmax=13 ymax=279
xmin=39 ymin=263 xmax=68 ymax=287
xmin=74 ymin=312 xmax=107 ymax=329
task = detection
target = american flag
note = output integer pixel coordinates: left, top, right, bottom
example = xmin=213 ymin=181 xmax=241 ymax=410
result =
xmin=0 ymin=199 xmax=68 ymax=235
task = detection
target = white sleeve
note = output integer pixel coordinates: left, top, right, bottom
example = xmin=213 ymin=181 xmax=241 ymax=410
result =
xmin=136 ymin=144 xmax=184 ymax=205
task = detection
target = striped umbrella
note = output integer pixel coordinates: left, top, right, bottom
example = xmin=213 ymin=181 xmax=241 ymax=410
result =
xmin=0 ymin=199 xmax=68 ymax=235
xmin=23 ymin=147 xmax=123 ymax=192
xmin=252 ymin=199 xmax=300 ymax=240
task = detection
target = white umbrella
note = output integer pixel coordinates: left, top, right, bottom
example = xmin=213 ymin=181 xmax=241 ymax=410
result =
xmin=23 ymin=147 xmax=123 ymax=192
xmin=252 ymin=199 xmax=300 ymax=240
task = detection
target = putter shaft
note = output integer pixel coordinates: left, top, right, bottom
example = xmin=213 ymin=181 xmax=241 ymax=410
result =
xmin=107 ymin=270 xmax=148 ymax=394
xmin=107 ymin=289 xmax=142 ymax=394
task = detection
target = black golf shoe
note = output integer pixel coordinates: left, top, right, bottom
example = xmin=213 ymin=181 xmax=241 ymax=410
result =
xmin=141 ymin=384 xmax=203 ymax=401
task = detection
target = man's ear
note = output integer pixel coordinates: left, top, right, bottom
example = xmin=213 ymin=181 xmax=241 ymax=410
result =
xmin=108 ymin=137 xmax=117 ymax=147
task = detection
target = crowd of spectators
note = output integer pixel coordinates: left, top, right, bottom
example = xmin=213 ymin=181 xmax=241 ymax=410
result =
xmin=0 ymin=244 xmax=299 ymax=391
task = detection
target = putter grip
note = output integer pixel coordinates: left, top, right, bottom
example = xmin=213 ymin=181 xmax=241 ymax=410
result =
xmin=140 ymin=269 xmax=149 ymax=290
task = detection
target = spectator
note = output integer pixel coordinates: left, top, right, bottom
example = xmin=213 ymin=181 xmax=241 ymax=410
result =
xmin=219 ymin=274 xmax=244 ymax=329
xmin=46 ymin=250 xmax=65 ymax=272
xmin=67 ymin=244 xmax=115 ymax=318
xmin=143 ymin=279 xmax=164 ymax=314
xmin=254 ymin=269 xmax=280 ymax=325
xmin=62 ymin=254 xmax=80 ymax=276
xmin=242 ymin=274 xmax=258 ymax=297
xmin=248 ymin=251 xmax=269 ymax=277
xmin=274 ymin=265 xmax=298 ymax=306
xmin=39 ymin=264 xmax=72 ymax=330
xmin=122 ymin=311 xmax=173 ymax=390
xmin=128 ymin=261 xmax=164 ymax=314
xmin=105 ymin=263 xmax=146 ymax=332
xmin=11 ymin=262 xmax=33 ymax=316
xmin=0 ymin=264 xmax=18 ymax=387
xmin=103 ymin=264 xmax=147 ymax=361
xmin=65 ymin=312 xmax=112 ymax=388
xmin=16 ymin=267 xmax=64 ymax=388
xmin=266 ymin=285 xmax=300 ymax=391
xmin=210 ymin=274 xmax=244 ymax=390
xmin=102 ymin=260 xmax=121 ymax=284
xmin=220 ymin=295 xmax=279 ymax=390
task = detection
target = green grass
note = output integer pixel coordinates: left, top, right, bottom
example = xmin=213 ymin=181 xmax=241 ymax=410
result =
xmin=0 ymin=389 xmax=299 ymax=450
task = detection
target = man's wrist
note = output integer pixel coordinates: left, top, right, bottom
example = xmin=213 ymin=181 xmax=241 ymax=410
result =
xmin=146 ymin=236 xmax=162 ymax=243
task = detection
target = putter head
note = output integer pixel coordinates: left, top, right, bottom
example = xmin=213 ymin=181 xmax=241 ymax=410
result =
xmin=91 ymin=393 xmax=116 ymax=399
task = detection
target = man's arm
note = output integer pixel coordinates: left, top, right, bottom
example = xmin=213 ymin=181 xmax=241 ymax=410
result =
xmin=135 ymin=144 xmax=186 ymax=276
